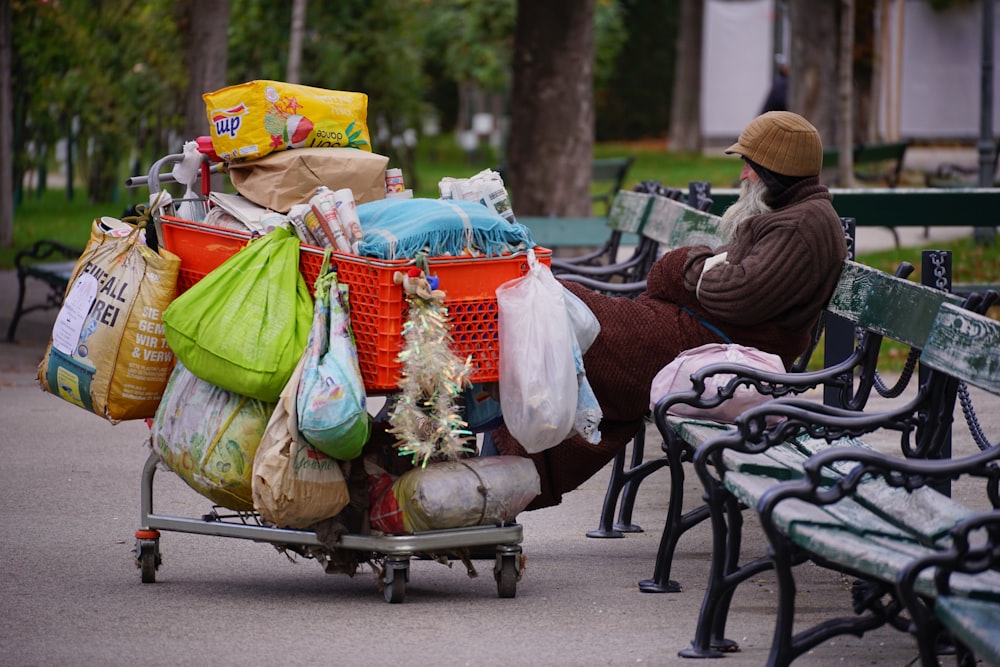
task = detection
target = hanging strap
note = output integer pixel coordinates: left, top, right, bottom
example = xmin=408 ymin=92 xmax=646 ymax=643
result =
xmin=680 ymin=306 xmax=733 ymax=344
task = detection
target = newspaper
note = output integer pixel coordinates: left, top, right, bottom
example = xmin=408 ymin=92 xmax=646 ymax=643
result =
xmin=438 ymin=169 xmax=517 ymax=224
xmin=207 ymin=192 xmax=270 ymax=233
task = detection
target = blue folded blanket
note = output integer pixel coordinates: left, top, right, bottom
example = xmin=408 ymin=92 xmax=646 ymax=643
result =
xmin=356 ymin=198 xmax=534 ymax=260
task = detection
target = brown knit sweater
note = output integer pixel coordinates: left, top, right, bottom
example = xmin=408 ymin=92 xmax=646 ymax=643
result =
xmin=493 ymin=178 xmax=848 ymax=509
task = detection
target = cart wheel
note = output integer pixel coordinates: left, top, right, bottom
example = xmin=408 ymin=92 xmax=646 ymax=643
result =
xmin=495 ymin=553 xmax=518 ymax=599
xmin=136 ymin=538 xmax=161 ymax=584
xmin=383 ymin=558 xmax=409 ymax=604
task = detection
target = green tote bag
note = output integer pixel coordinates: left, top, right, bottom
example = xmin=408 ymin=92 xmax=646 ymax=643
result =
xmin=163 ymin=226 xmax=313 ymax=403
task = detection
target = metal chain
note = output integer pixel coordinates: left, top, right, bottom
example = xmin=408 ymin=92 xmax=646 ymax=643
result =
xmin=926 ymin=250 xmax=950 ymax=290
xmin=921 ymin=250 xmax=992 ymax=450
xmin=873 ymin=346 xmax=920 ymax=398
xmin=958 ymin=381 xmax=994 ymax=451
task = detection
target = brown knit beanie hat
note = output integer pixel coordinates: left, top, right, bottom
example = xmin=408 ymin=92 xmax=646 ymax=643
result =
xmin=725 ymin=111 xmax=823 ymax=177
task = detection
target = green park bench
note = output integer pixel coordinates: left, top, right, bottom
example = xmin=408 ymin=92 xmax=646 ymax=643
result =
xmin=6 ymin=240 xmax=82 ymax=342
xmin=613 ymin=260 xmax=965 ymax=589
xmin=669 ymin=294 xmax=1000 ymax=665
xmin=924 ymin=138 xmax=1000 ymax=189
xmin=897 ymin=509 xmax=1000 ymax=667
xmin=590 ymin=156 xmax=635 ymax=215
xmin=536 ymin=184 xmax=720 ymax=293
xmin=822 ymin=140 xmax=911 ymax=188
xmin=522 ymin=184 xmax=721 ymax=287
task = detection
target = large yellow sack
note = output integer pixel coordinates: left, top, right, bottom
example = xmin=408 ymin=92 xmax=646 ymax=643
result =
xmin=38 ymin=218 xmax=180 ymax=423
xmin=203 ymin=80 xmax=371 ymax=162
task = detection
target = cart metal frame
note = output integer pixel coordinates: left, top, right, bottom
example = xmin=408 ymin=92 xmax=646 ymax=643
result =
xmin=136 ymin=453 xmax=524 ymax=603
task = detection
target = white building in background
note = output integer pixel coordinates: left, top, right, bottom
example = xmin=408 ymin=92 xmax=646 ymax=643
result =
xmin=702 ymin=0 xmax=999 ymax=142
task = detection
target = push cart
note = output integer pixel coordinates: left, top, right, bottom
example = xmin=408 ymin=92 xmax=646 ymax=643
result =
xmin=126 ymin=148 xmax=538 ymax=603
xmin=135 ymin=451 xmax=524 ymax=603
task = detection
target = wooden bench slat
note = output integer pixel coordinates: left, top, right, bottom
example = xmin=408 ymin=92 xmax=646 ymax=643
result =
xmin=727 ymin=471 xmax=920 ymax=541
xmin=850 ymin=483 xmax=975 ymax=543
xmin=823 ymin=261 xmax=962 ymax=346
xmin=855 ymin=277 xmax=962 ymax=349
xmin=790 ymin=525 xmax=942 ymax=593
xmin=790 ymin=434 xmax=873 ymax=475
xmin=825 ymin=261 xmax=882 ymax=322
xmin=24 ymin=261 xmax=78 ymax=281
xmin=665 ymin=417 xmax=731 ymax=449
xmin=921 ymin=303 xmax=1000 ymax=395
xmin=607 ymin=190 xmax=727 ymax=248
xmin=724 ymin=472 xmax=832 ymax=526
xmin=786 ymin=524 xmax=1000 ymax=603
xmin=722 ymin=446 xmax=810 ymax=481
xmin=786 ymin=436 xmax=977 ymax=544
xmin=606 ymin=190 xmax=655 ymax=235
xmin=936 ymin=596 xmax=1000 ymax=666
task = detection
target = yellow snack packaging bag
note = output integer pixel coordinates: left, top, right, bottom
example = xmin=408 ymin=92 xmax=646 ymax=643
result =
xmin=203 ymin=80 xmax=371 ymax=161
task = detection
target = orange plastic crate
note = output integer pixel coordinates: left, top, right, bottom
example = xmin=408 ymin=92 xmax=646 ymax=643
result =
xmin=158 ymin=215 xmax=550 ymax=393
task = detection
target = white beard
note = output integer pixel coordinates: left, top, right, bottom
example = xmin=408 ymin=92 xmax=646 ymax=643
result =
xmin=718 ymin=177 xmax=772 ymax=241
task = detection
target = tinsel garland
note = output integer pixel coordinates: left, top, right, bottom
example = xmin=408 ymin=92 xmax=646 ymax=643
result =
xmin=387 ymin=270 xmax=474 ymax=467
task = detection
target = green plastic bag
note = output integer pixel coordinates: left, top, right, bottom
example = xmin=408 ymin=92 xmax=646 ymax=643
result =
xmin=163 ymin=226 xmax=313 ymax=403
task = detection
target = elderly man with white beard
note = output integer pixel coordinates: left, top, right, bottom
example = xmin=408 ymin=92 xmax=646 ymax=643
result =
xmin=489 ymin=111 xmax=848 ymax=510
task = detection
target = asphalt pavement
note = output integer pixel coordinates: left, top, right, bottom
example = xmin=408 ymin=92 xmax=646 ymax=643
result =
xmin=0 ymin=221 xmax=997 ymax=666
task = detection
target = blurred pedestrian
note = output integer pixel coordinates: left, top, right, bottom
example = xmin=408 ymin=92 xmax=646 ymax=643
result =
xmin=761 ymin=59 xmax=789 ymax=113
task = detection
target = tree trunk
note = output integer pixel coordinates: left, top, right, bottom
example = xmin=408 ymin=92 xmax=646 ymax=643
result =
xmin=0 ymin=0 xmax=12 ymax=247
xmin=507 ymin=0 xmax=594 ymax=218
xmin=669 ymin=0 xmax=703 ymax=153
xmin=789 ymin=0 xmax=839 ymax=146
xmin=287 ymin=0 xmax=307 ymax=84
xmin=181 ymin=0 xmax=230 ymax=144
xmin=868 ymin=0 xmax=888 ymax=143
xmin=837 ymin=0 xmax=855 ymax=186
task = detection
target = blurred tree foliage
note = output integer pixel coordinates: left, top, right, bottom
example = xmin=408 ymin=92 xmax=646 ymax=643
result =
xmin=11 ymin=0 xmax=186 ymax=204
xmin=596 ymin=0 xmax=677 ymax=141
xmin=11 ymin=0 xmax=659 ymax=205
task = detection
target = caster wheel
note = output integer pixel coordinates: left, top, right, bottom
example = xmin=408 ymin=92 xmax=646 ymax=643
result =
xmin=383 ymin=559 xmax=409 ymax=603
xmin=136 ymin=538 xmax=160 ymax=584
xmin=495 ymin=553 xmax=519 ymax=598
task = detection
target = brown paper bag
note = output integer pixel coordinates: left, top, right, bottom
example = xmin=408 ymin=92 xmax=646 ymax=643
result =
xmin=252 ymin=355 xmax=350 ymax=529
xmin=228 ymin=147 xmax=389 ymax=213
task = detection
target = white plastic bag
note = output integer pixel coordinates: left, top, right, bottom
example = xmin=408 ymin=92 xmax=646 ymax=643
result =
xmin=562 ymin=286 xmax=600 ymax=353
xmin=172 ymin=140 xmax=208 ymax=222
xmin=497 ymin=249 xmax=578 ymax=452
